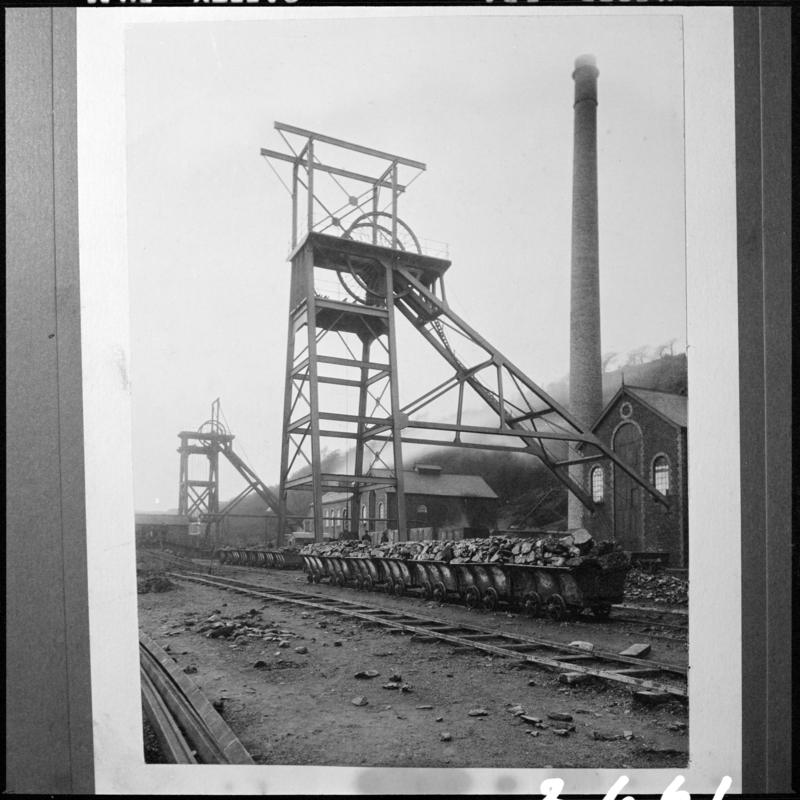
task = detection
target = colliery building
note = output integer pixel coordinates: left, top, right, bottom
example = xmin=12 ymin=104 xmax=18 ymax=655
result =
xmin=583 ymin=386 xmax=688 ymax=570
xmin=134 ymin=513 xmax=192 ymax=547
xmin=305 ymin=464 xmax=499 ymax=542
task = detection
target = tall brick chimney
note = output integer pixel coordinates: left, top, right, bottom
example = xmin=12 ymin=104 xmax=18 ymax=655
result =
xmin=568 ymin=54 xmax=602 ymax=528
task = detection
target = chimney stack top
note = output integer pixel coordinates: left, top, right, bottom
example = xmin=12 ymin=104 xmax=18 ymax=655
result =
xmin=572 ymin=54 xmax=599 ymax=103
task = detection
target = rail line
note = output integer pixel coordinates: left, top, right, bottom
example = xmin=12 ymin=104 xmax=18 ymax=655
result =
xmin=140 ymin=631 xmax=254 ymax=764
xmin=612 ymin=604 xmax=687 ymax=634
xmin=167 ymin=570 xmax=687 ymax=700
xmin=143 ymin=550 xmax=687 ymax=635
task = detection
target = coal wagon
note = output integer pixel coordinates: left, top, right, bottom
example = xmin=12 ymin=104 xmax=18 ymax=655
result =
xmin=300 ymin=552 xmax=628 ymax=620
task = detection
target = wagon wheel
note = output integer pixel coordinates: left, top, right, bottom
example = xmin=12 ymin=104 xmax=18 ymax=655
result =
xmin=592 ymin=603 xmax=612 ymax=619
xmin=420 ymin=582 xmax=434 ymax=601
xmin=546 ymin=594 xmax=567 ymax=622
xmin=393 ymin=580 xmax=406 ymax=598
xmin=362 ymin=575 xmax=374 ymax=592
xmin=432 ymin=581 xmax=447 ymax=603
xmin=464 ymin=586 xmax=481 ymax=609
xmin=523 ymin=592 xmax=543 ymax=618
xmin=482 ymin=587 xmax=499 ymax=612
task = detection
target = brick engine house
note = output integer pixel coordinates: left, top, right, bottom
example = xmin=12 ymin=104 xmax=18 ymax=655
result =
xmin=583 ymin=385 xmax=688 ymax=569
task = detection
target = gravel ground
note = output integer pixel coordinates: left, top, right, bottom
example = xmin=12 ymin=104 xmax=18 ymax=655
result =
xmin=138 ymin=561 xmax=689 ymax=769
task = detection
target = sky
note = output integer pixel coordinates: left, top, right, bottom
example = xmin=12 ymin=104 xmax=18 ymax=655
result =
xmin=125 ymin=11 xmax=686 ymax=513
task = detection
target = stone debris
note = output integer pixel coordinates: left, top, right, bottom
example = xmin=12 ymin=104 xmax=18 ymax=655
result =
xmin=382 ymin=682 xmax=401 ymax=690
xmin=625 ymin=569 xmax=688 ymax=606
xmin=440 ymin=732 xmax=452 ymax=742
xmin=526 ymin=730 xmax=540 ymax=738
xmin=435 ymin=717 xmax=443 ymax=722
xmin=467 ymin=708 xmax=489 ymax=717
xmin=506 ymin=704 xmax=525 ymax=716
xmin=591 ymin=731 xmax=622 ymax=741
xmin=351 ymin=696 xmax=368 ymax=707
xmin=623 ymin=730 xmax=634 ymax=740
xmin=667 ymin=721 xmax=688 ymax=732
xmin=547 ymin=712 xmax=573 ymax=722
xmin=569 ymin=641 xmax=595 ymax=652
xmin=552 ymin=728 xmax=570 ymax=737
xmin=619 ymin=643 xmax=651 ymax=658
xmin=182 ymin=665 xmax=197 ymax=674
xmin=354 ymin=670 xmax=380 ymax=679
xmin=416 ymin=705 xmax=434 ymax=710
xmin=301 ymin=532 xmax=625 ymax=569
xmin=294 ymin=646 xmax=308 ymax=655
xmin=191 ymin=611 xmax=305 ymax=646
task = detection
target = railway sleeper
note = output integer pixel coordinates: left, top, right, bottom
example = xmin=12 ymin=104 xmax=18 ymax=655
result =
xmin=168 ymin=572 xmax=687 ymax=700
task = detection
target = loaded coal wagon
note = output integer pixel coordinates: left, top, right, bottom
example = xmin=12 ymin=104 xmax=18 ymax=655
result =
xmin=299 ymin=532 xmax=630 ymax=620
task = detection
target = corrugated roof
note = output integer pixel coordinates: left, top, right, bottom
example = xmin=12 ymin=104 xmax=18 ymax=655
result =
xmin=625 ymin=387 xmax=687 ymax=428
xmin=321 ymin=492 xmax=350 ymax=505
xmin=400 ymin=471 xmax=497 ymax=498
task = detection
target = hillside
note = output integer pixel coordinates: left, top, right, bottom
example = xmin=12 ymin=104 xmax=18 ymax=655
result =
xmin=544 ymin=352 xmax=687 ymax=408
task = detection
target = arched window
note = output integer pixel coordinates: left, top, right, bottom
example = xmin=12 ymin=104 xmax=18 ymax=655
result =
xmin=377 ymin=501 xmax=385 ymax=520
xmin=590 ymin=466 xmax=604 ymax=502
xmin=653 ymin=455 xmax=670 ymax=494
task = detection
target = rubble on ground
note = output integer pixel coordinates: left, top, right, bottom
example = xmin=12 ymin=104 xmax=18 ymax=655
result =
xmin=624 ymin=569 xmax=688 ymax=606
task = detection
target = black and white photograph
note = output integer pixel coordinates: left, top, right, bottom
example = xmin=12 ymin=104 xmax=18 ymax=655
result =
xmin=6 ymin=3 xmax=791 ymax=796
xmin=127 ymin=8 xmax=692 ymax=774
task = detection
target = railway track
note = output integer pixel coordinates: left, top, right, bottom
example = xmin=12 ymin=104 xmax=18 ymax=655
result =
xmin=612 ymin=604 xmax=687 ymax=635
xmin=140 ymin=631 xmax=254 ymax=764
xmin=167 ymin=570 xmax=687 ymax=701
xmin=143 ymin=550 xmax=687 ymax=637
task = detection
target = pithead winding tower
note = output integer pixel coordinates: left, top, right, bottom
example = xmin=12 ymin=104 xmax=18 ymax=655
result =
xmin=261 ymin=117 xmax=666 ymax=545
